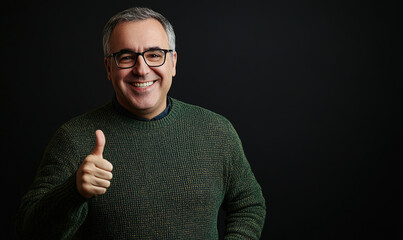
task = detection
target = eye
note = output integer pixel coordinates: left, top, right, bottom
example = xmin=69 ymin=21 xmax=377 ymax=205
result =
xmin=117 ymin=53 xmax=136 ymax=62
xmin=145 ymin=50 xmax=164 ymax=58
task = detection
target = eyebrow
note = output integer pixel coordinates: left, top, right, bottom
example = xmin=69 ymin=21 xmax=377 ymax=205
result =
xmin=117 ymin=46 xmax=163 ymax=53
xmin=147 ymin=46 xmax=163 ymax=51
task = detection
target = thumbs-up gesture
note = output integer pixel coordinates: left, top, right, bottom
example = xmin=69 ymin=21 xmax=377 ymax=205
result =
xmin=76 ymin=130 xmax=113 ymax=199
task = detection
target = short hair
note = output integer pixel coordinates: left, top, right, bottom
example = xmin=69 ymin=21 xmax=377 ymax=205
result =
xmin=102 ymin=7 xmax=176 ymax=57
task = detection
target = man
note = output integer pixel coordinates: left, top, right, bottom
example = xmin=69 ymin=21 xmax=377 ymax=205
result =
xmin=16 ymin=7 xmax=266 ymax=239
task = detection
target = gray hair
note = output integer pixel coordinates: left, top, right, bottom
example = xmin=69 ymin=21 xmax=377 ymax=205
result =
xmin=102 ymin=7 xmax=176 ymax=57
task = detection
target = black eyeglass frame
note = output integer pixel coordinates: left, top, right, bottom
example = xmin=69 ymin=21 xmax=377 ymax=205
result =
xmin=106 ymin=49 xmax=174 ymax=69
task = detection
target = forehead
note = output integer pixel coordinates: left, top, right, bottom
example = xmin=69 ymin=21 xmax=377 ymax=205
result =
xmin=109 ymin=19 xmax=169 ymax=52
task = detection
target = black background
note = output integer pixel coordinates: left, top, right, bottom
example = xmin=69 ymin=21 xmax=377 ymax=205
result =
xmin=1 ymin=0 xmax=401 ymax=239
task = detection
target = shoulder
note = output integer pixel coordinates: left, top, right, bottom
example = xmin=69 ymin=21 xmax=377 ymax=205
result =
xmin=59 ymin=101 xmax=115 ymax=134
xmin=171 ymin=98 xmax=237 ymax=135
xmin=172 ymin=98 xmax=229 ymax=121
xmin=45 ymin=102 xmax=115 ymax=153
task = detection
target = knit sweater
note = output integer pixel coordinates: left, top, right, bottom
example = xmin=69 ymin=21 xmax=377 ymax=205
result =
xmin=16 ymin=98 xmax=266 ymax=239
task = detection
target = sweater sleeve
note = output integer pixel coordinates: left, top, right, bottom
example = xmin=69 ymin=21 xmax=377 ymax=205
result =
xmin=16 ymin=127 xmax=88 ymax=240
xmin=222 ymin=123 xmax=266 ymax=239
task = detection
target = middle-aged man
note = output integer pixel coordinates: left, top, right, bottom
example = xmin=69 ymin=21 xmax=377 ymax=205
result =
xmin=16 ymin=7 xmax=266 ymax=239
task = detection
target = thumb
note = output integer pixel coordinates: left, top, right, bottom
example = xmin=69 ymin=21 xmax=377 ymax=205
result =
xmin=92 ymin=129 xmax=105 ymax=157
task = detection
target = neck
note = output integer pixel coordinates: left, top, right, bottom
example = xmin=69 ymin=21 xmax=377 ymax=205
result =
xmin=132 ymin=108 xmax=165 ymax=120
xmin=112 ymin=95 xmax=171 ymax=121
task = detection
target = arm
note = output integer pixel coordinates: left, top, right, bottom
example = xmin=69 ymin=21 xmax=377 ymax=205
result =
xmin=223 ymin=124 xmax=266 ymax=239
xmin=15 ymin=127 xmax=88 ymax=240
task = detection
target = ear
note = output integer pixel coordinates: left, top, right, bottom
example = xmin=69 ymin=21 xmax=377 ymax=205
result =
xmin=171 ymin=51 xmax=178 ymax=77
xmin=104 ymin=57 xmax=112 ymax=81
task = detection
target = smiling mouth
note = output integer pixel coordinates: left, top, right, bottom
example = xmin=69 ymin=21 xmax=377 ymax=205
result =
xmin=130 ymin=81 xmax=156 ymax=88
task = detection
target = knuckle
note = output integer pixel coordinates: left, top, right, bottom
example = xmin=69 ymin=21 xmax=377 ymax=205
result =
xmin=83 ymin=155 xmax=97 ymax=165
xmin=81 ymin=174 xmax=92 ymax=184
xmin=83 ymin=156 xmax=93 ymax=163
xmin=81 ymin=165 xmax=94 ymax=175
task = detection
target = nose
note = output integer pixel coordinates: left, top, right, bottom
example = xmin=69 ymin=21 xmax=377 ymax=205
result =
xmin=132 ymin=55 xmax=150 ymax=76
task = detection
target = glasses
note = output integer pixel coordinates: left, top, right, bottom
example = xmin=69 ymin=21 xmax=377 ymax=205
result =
xmin=107 ymin=49 xmax=173 ymax=69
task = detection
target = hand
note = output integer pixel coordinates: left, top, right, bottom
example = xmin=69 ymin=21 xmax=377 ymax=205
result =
xmin=76 ymin=130 xmax=113 ymax=199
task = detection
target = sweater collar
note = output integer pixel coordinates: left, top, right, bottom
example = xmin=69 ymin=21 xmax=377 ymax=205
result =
xmin=112 ymin=95 xmax=172 ymax=121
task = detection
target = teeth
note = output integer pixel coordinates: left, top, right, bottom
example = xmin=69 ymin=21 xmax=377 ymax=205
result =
xmin=132 ymin=81 xmax=154 ymax=88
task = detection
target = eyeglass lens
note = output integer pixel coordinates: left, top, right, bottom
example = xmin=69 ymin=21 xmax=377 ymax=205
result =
xmin=115 ymin=50 xmax=167 ymax=68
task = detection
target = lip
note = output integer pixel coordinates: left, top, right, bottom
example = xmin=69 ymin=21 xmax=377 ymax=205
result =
xmin=127 ymin=80 xmax=158 ymax=92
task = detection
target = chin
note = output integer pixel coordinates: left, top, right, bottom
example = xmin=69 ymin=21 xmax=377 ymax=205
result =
xmin=129 ymin=95 xmax=162 ymax=112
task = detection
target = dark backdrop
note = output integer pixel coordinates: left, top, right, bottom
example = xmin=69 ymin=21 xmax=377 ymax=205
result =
xmin=1 ymin=0 xmax=400 ymax=239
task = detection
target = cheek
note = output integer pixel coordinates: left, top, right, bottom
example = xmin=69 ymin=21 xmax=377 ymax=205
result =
xmin=110 ymin=69 xmax=128 ymax=82
xmin=159 ymin=63 xmax=175 ymax=78
xmin=156 ymin=68 xmax=173 ymax=87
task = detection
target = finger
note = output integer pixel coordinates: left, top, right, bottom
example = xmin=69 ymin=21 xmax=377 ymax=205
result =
xmin=94 ymin=158 xmax=113 ymax=172
xmin=94 ymin=168 xmax=113 ymax=180
xmin=92 ymin=130 xmax=105 ymax=157
xmin=91 ymin=185 xmax=108 ymax=196
xmin=91 ymin=178 xmax=111 ymax=188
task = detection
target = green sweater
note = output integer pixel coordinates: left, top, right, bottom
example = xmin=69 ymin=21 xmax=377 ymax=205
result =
xmin=16 ymin=98 xmax=266 ymax=239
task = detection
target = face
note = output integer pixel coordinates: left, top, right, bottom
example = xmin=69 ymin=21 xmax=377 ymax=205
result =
xmin=104 ymin=19 xmax=177 ymax=119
